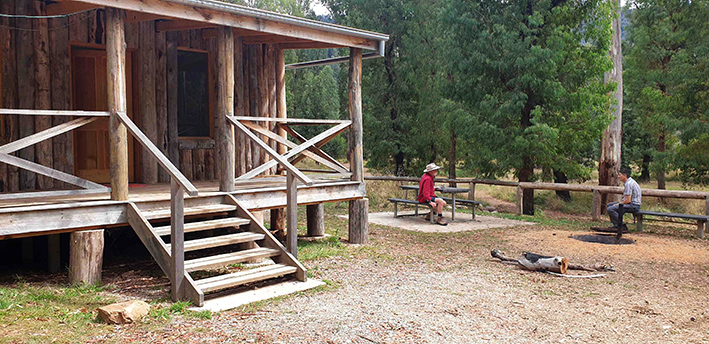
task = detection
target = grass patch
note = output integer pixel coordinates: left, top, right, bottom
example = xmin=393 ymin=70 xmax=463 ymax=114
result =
xmin=0 ymin=284 xmax=115 ymax=343
xmin=298 ymin=236 xmax=347 ymax=261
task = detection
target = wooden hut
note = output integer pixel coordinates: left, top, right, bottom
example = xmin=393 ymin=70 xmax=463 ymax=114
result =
xmin=0 ymin=0 xmax=388 ymax=306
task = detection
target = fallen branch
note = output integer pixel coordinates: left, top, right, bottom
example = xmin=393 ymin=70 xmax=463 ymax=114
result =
xmin=491 ymin=249 xmax=568 ymax=274
xmin=491 ymin=249 xmax=614 ymax=275
xmin=545 ymin=271 xmax=605 ymax=278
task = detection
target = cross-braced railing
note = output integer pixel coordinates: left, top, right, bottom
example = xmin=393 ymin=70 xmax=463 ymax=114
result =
xmin=226 ymin=116 xmax=352 ymax=185
xmin=0 ymin=109 xmax=113 ymax=200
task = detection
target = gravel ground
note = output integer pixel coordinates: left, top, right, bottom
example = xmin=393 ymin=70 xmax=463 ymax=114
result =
xmin=98 ymin=219 xmax=709 ymax=344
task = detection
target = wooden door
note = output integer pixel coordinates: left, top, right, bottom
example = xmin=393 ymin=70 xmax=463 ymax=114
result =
xmin=71 ymin=48 xmax=135 ymax=183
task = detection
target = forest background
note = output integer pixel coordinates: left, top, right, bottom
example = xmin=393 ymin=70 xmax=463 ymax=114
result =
xmin=229 ymin=0 xmax=709 ymax=208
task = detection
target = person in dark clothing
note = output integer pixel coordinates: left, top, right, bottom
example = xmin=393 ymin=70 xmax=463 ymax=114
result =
xmin=419 ymin=163 xmax=447 ymax=225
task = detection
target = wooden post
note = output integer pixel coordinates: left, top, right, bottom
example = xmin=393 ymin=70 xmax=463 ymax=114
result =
xmin=286 ymin=171 xmax=298 ymax=257
xmin=170 ymin=179 xmax=185 ymax=301
xmin=166 ymin=32 xmax=180 ymax=167
xmin=349 ymin=198 xmax=369 ymax=244
xmin=50 ymin=12 xmax=72 ymax=189
xmin=34 ymin=0 xmax=53 ymax=190
xmin=234 ymin=36 xmax=245 ymax=176
xmin=307 ymin=204 xmax=325 ymax=237
xmin=248 ymin=44 xmax=261 ymax=167
xmin=516 ymin=186 xmax=523 ymax=215
xmin=348 ymin=48 xmax=367 ymax=243
xmin=106 ymin=8 xmax=129 ymax=201
xmin=697 ymin=220 xmax=705 ymax=239
xmin=257 ymin=44 xmax=269 ymax=172
xmin=69 ymin=229 xmax=104 ymax=285
xmin=270 ymin=48 xmax=288 ymax=232
xmin=1 ymin=0 xmax=19 ymax=192
xmin=17 ymin=0 xmax=35 ymax=191
xmin=348 ymin=48 xmax=364 ymax=181
xmin=217 ymin=26 xmax=235 ymax=192
xmin=242 ymin=44 xmax=252 ymax=171
xmin=48 ymin=234 xmax=61 ymax=273
xmin=592 ymin=189 xmax=601 ymax=221
xmin=468 ymin=182 xmax=476 ymax=201
xmin=139 ymin=21 xmax=158 ymax=184
xmin=156 ymin=31 xmax=169 ymax=183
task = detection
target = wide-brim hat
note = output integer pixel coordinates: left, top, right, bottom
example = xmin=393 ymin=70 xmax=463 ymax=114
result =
xmin=424 ymin=163 xmax=442 ymax=173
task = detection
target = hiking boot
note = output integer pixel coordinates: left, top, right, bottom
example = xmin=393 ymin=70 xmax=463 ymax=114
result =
xmin=424 ymin=212 xmax=431 ymax=221
xmin=436 ymin=217 xmax=448 ymax=226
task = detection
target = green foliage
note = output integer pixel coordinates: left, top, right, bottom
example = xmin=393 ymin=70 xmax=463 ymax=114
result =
xmin=443 ymin=0 xmax=615 ymax=182
xmin=624 ymin=0 xmax=709 ymax=185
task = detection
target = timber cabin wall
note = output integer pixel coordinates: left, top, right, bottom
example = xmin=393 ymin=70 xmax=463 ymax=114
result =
xmin=0 ymin=2 xmax=279 ymax=192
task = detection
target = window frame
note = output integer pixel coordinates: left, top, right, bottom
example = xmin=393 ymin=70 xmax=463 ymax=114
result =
xmin=176 ymin=47 xmax=214 ymax=140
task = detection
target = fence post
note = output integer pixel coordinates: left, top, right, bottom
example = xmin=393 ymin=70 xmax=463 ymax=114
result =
xmin=469 ymin=182 xmax=476 ymax=201
xmin=516 ymin=186 xmax=523 ymax=215
xmin=592 ymin=190 xmax=600 ymax=221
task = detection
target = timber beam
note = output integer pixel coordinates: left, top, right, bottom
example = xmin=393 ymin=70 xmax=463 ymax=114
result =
xmin=68 ymin=0 xmax=381 ymax=50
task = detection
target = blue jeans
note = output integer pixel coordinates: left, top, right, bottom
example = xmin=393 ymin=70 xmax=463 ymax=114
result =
xmin=607 ymin=202 xmax=640 ymax=228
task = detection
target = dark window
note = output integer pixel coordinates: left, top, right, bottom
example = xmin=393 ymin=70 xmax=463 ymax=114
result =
xmin=177 ymin=50 xmax=210 ymax=137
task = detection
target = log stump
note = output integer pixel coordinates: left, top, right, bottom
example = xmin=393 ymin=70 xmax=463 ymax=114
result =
xmin=306 ymin=204 xmax=325 ymax=238
xmin=349 ymin=198 xmax=368 ymax=244
xmin=69 ymin=229 xmax=104 ymax=285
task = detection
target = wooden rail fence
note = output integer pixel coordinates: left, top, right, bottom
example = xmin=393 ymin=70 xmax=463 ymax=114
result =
xmin=364 ymin=176 xmax=709 ymax=220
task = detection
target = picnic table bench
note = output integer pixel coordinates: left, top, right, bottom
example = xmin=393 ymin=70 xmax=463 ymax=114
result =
xmin=633 ymin=210 xmax=709 ymax=238
xmin=388 ymin=185 xmax=482 ymax=222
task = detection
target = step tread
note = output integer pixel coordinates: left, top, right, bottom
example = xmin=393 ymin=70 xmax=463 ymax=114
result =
xmin=166 ymin=232 xmax=265 ymax=252
xmin=195 ymin=264 xmax=298 ymax=293
xmin=184 ymin=248 xmax=281 ymax=272
xmin=142 ymin=204 xmax=238 ymax=220
xmin=154 ymin=217 xmax=251 ymax=236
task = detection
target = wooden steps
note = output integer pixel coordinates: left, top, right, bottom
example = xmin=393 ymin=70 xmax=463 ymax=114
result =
xmin=128 ymin=197 xmax=306 ymax=307
xmin=166 ymin=232 xmax=265 ymax=252
xmin=142 ymin=204 xmax=238 ymax=220
xmin=195 ymin=264 xmax=298 ymax=293
xmin=184 ymin=247 xmax=281 ymax=272
xmin=153 ymin=217 xmax=251 ymax=236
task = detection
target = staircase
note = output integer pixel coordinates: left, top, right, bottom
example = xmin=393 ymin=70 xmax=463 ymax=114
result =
xmin=126 ymin=194 xmax=306 ymax=307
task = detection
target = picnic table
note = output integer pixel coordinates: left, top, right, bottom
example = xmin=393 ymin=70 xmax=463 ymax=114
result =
xmin=399 ymin=185 xmax=478 ymax=221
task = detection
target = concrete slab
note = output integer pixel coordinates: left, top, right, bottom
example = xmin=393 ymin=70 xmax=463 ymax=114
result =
xmin=189 ymin=279 xmax=325 ymax=313
xmin=365 ymin=212 xmax=535 ymax=233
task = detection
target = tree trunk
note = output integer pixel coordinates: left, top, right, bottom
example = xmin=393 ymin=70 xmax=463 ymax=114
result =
xmin=553 ymin=170 xmax=571 ymax=202
xmin=448 ymin=128 xmax=457 ymax=187
xmin=640 ymin=154 xmax=651 ymax=182
xmin=599 ymin=0 xmax=623 ymax=211
xmin=657 ymin=132 xmax=666 ymax=190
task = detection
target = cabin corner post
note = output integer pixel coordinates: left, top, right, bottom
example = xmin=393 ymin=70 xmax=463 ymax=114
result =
xmin=348 ymin=47 xmax=368 ymax=244
xmin=270 ymin=48 xmax=288 ymax=233
xmin=217 ymin=26 xmax=235 ymax=192
xmin=106 ymin=7 xmax=129 ymax=201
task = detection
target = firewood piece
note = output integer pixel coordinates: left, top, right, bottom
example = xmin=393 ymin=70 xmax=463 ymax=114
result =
xmin=491 ymin=249 xmax=567 ymax=274
xmin=518 ymin=251 xmax=568 ymax=274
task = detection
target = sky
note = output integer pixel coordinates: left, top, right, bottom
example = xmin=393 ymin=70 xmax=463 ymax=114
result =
xmin=311 ymin=0 xmax=330 ymax=16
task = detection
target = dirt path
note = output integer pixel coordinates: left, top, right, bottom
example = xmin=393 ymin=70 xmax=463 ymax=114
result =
xmin=95 ymin=220 xmax=709 ymax=344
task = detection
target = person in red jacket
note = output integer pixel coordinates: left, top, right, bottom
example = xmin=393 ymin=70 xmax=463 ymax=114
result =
xmin=419 ymin=163 xmax=447 ymax=225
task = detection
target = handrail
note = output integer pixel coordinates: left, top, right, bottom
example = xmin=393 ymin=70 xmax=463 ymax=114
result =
xmin=115 ymin=111 xmax=198 ymax=196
